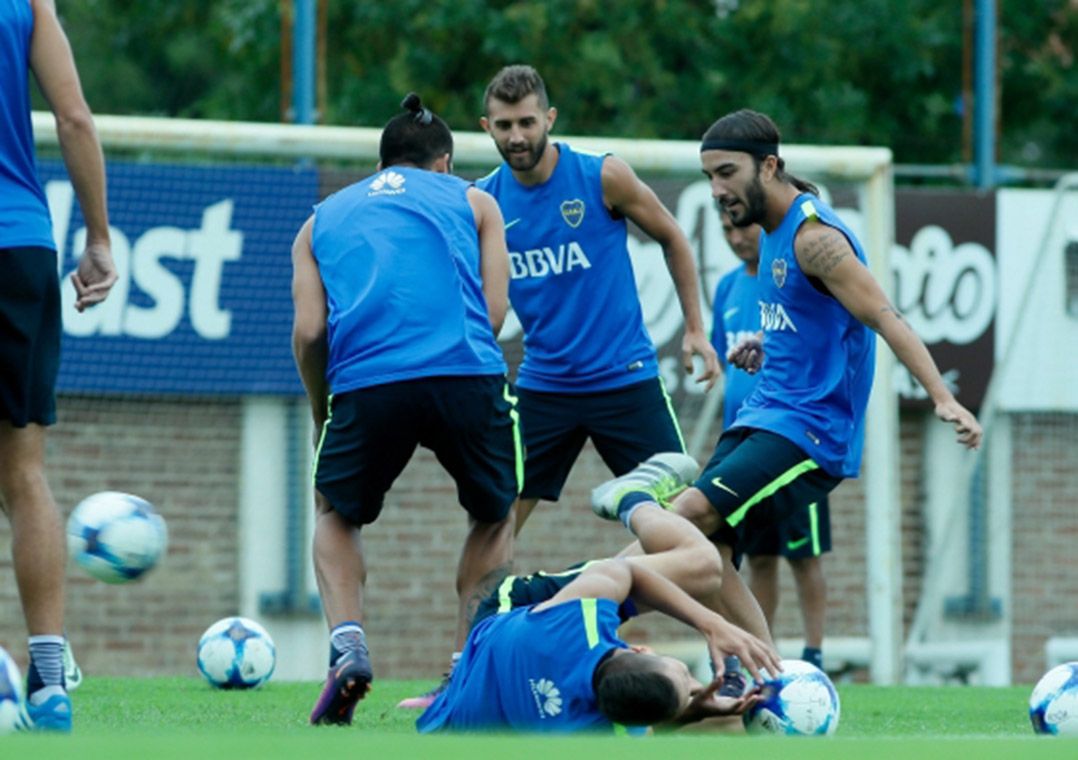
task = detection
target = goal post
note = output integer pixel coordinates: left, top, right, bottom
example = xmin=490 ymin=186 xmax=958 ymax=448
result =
xmin=27 ymin=113 xmax=899 ymax=682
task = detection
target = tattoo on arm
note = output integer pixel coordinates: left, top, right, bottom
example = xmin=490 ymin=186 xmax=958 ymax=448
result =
xmin=800 ymin=229 xmax=851 ymax=276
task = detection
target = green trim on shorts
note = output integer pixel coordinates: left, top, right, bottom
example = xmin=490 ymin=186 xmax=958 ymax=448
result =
xmin=809 ymin=501 xmax=820 ymax=556
xmin=659 ymin=380 xmax=686 ymax=452
xmin=311 ymin=393 xmax=334 ymax=486
xmin=726 ymin=458 xmax=820 ymax=528
xmin=496 ymin=574 xmax=518 ymax=613
xmin=580 ymin=598 xmax=600 ymax=649
xmin=504 ymin=383 xmax=525 ymax=494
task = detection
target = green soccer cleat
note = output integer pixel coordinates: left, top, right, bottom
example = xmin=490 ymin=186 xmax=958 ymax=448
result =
xmin=590 ymin=452 xmax=699 ymax=521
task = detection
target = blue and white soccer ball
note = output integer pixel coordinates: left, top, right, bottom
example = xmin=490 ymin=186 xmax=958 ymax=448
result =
xmin=1029 ymin=661 xmax=1078 ymax=735
xmin=197 ymin=617 xmax=276 ymax=689
xmin=744 ymin=659 xmax=840 ymax=736
xmin=0 ymin=646 xmax=31 ymax=734
xmin=67 ymin=491 xmax=168 ymax=584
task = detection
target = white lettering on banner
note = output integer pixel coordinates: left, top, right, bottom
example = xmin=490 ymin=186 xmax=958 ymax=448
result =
xmin=49 ymin=180 xmax=244 ymax=340
xmin=509 ymin=242 xmax=592 ymax=278
xmin=892 ymin=225 xmax=995 ymax=345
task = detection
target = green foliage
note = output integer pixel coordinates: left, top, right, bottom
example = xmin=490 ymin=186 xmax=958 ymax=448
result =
xmin=52 ymin=0 xmax=1077 ymax=169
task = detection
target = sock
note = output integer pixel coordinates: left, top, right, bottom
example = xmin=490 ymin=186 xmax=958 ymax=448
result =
xmin=28 ymin=635 xmax=65 ymax=696
xmin=802 ymin=646 xmax=823 ymax=670
xmin=617 ymin=491 xmax=655 ymax=529
xmin=329 ymin=622 xmax=365 ymax=666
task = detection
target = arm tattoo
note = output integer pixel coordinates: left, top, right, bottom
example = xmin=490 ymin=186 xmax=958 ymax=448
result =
xmin=800 ymin=228 xmax=851 ymax=276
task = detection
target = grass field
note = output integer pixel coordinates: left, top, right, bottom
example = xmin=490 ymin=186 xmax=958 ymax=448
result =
xmin=5 ymin=677 xmax=1076 ymax=759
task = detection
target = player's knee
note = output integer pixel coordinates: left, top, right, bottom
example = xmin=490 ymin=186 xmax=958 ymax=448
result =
xmin=671 ymin=488 xmax=721 ymax=535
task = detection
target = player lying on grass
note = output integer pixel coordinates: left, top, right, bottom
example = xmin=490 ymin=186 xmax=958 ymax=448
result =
xmin=415 ymin=453 xmax=781 ymax=733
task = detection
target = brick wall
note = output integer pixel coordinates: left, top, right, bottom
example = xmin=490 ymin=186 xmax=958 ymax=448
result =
xmin=2 ymin=399 xmax=1074 ymax=685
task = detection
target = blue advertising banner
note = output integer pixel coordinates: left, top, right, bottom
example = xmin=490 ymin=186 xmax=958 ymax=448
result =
xmin=41 ymin=160 xmax=318 ymax=395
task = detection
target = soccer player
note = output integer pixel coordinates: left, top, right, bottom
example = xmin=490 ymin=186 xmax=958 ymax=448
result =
xmin=653 ymin=109 xmax=982 ymax=636
xmin=416 ymin=453 xmax=781 ymax=734
xmin=291 ymin=94 xmax=521 ymax=726
xmin=477 ymin=64 xmax=720 ymax=536
xmin=0 ymin=0 xmax=117 ymax=732
xmin=711 ymin=207 xmax=831 ymax=670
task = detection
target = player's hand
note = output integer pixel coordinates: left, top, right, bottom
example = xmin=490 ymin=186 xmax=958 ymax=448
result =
xmin=934 ymin=398 xmax=982 ymax=450
xmin=71 ymin=240 xmax=117 ymax=312
xmin=702 ymin=615 xmax=782 ymax=685
xmin=727 ymin=333 xmax=764 ymax=374
xmin=682 ymin=330 xmax=720 ymax=391
xmin=667 ymin=679 xmax=762 ymax=727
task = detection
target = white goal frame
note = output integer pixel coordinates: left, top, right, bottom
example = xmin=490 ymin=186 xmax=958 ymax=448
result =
xmin=33 ymin=112 xmax=900 ymax=683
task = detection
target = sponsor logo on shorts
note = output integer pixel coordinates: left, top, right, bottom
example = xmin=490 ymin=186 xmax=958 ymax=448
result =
xmin=786 ymin=537 xmax=810 ymax=551
xmin=710 ymin=476 xmax=740 ymax=498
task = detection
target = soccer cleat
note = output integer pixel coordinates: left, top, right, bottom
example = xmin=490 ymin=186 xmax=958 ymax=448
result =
xmin=62 ymin=640 xmax=82 ymax=692
xmin=309 ymin=649 xmax=373 ymax=726
xmin=26 ymin=692 xmax=72 ymax=732
xmin=396 ymin=672 xmax=450 ymax=710
xmin=590 ymin=452 xmax=700 ymax=521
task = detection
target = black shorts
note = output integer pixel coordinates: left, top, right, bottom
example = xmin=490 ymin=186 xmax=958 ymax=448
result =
xmin=313 ymin=375 xmax=522 ymax=526
xmin=694 ymin=427 xmax=841 ymax=559
xmin=740 ymin=494 xmax=832 ymax=560
xmin=0 ymin=247 xmax=60 ymax=427
xmin=517 ymin=377 xmax=684 ymax=501
xmin=473 ymin=560 xmax=637 ymax=629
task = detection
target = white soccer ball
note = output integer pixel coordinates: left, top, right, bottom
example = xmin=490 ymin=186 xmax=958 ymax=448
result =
xmin=197 ymin=617 xmax=276 ymax=689
xmin=744 ymin=659 xmax=840 ymax=736
xmin=1029 ymin=662 xmax=1078 ymax=735
xmin=0 ymin=646 xmax=31 ymax=734
xmin=67 ymin=491 xmax=168 ymax=584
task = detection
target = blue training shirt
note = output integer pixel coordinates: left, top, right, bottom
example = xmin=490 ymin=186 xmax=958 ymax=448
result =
xmin=710 ymin=263 xmax=761 ymax=429
xmin=417 ymin=598 xmax=629 ymax=733
xmin=733 ymin=195 xmax=875 ymax=478
xmin=0 ymin=0 xmax=55 ymax=249
xmin=476 ymin=143 xmax=658 ymax=392
xmin=311 ymin=168 xmax=506 ymax=393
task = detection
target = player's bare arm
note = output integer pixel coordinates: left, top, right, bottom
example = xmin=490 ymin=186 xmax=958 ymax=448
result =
xmin=467 ymin=186 xmax=510 ymax=336
xmin=290 ymin=216 xmax=329 ymax=430
xmin=539 ymin=559 xmax=780 ymax=683
xmin=601 ymin=156 xmax=721 ymax=389
xmin=796 ymin=223 xmax=983 ymax=449
xmin=31 ymin=0 xmax=116 ymax=311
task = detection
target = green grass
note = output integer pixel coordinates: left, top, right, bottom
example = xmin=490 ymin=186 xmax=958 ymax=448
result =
xmin=6 ymin=678 xmax=1077 ymax=759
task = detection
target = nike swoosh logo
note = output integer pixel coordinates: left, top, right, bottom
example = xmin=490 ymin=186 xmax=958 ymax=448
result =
xmin=505 ymin=218 xmax=522 ymax=230
xmin=786 ymin=537 xmax=810 ymax=551
xmin=710 ymin=477 xmax=739 ymax=498
xmin=723 ymin=307 xmax=740 ymax=319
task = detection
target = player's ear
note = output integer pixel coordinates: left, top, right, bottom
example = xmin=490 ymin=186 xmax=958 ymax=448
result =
xmin=546 ymin=106 xmax=558 ymax=132
xmin=760 ymin=154 xmax=778 ymax=182
xmin=479 ymin=115 xmax=491 ymax=134
xmin=431 ymin=153 xmax=452 ymax=174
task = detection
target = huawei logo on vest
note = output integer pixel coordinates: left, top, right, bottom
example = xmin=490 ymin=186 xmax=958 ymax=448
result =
xmin=529 ymin=677 xmax=563 ymax=718
xmin=759 ymin=301 xmax=798 ymax=332
xmin=508 ymin=242 xmax=593 ymax=279
xmin=368 ymin=170 xmax=407 ymax=196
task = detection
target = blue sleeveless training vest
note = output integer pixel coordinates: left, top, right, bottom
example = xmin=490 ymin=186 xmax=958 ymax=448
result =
xmin=1 ymin=0 xmax=55 ymax=249
xmin=477 ymin=143 xmax=657 ymax=392
xmin=733 ymin=195 xmax=875 ymax=478
xmin=311 ymin=168 xmax=505 ymax=392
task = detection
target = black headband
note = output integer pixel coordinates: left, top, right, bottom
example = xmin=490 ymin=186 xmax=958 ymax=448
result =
xmin=699 ymin=137 xmax=778 ymax=157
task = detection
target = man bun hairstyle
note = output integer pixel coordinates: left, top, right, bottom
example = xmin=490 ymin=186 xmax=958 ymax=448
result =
xmin=701 ymin=109 xmax=819 ymax=197
xmin=379 ymin=92 xmax=454 ymax=169
xmin=483 ymin=64 xmax=549 ymax=112
xmin=594 ymin=653 xmax=681 ymax=726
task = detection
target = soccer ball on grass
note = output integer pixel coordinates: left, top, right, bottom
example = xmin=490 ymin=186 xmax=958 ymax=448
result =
xmin=197 ymin=617 xmax=276 ymax=689
xmin=744 ymin=659 xmax=840 ymax=736
xmin=1029 ymin=661 xmax=1078 ymax=735
xmin=67 ymin=491 xmax=168 ymax=584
